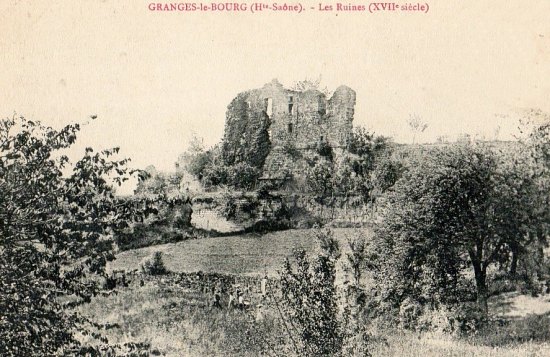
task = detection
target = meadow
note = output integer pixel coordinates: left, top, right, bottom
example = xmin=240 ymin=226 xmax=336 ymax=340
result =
xmin=110 ymin=228 xmax=372 ymax=277
xmin=88 ymin=228 xmax=550 ymax=356
xmin=79 ymin=275 xmax=550 ymax=356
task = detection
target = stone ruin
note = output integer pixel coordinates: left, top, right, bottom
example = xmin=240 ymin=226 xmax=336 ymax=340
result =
xmin=221 ymin=79 xmax=356 ymax=182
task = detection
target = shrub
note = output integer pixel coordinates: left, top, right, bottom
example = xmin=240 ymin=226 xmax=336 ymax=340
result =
xmin=141 ymin=252 xmax=169 ymax=275
xmin=316 ymin=139 xmax=334 ymax=161
xmin=277 ymin=229 xmax=345 ymax=356
xmin=227 ymin=162 xmax=261 ymax=190
xmin=447 ymin=303 xmax=488 ymax=335
xmin=409 ymin=302 xmax=488 ymax=336
xmin=472 ymin=313 xmax=550 ymax=347
xmin=398 ymin=297 xmax=424 ymax=330
xmin=244 ymin=218 xmax=289 ymax=233
xmin=201 ymin=164 xmax=230 ymax=188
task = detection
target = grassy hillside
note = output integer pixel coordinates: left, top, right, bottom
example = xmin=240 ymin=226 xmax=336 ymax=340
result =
xmin=78 ymin=274 xmax=550 ymax=357
xmin=95 ymin=228 xmax=550 ymax=356
xmin=111 ymin=228 xmax=372 ymax=277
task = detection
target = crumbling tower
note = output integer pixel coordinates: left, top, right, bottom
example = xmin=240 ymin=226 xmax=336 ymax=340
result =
xmin=221 ymin=79 xmax=356 ymax=181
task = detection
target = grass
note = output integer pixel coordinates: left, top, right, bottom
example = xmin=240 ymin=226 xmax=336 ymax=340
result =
xmin=78 ymin=274 xmax=550 ymax=357
xmin=95 ymin=228 xmax=550 ymax=356
xmin=370 ymin=330 xmax=550 ymax=357
xmin=489 ymin=291 xmax=550 ymax=318
xmin=111 ymin=228 xmax=372 ymax=277
xmin=77 ymin=275 xmax=292 ymax=357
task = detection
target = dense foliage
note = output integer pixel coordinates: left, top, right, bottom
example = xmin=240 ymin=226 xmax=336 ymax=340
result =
xmin=304 ymin=128 xmax=401 ymax=218
xmin=279 ymin=229 xmax=344 ymax=356
xmin=178 ymin=136 xmax=261 ymax=190
xmin=370 ymin=140 xmax=549 ymax=322
xmin=0 ymin=116 xmax=152 ymax=355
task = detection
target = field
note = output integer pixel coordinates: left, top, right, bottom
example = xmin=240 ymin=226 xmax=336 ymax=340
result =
xmin=89 ymin=228 xmax=550 ymax=356
xmin=110 ymin=228 xmax=372 ymax=277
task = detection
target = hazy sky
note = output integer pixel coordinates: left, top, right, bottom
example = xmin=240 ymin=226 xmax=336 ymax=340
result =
xmin=2 ymin=0 xmax=549 ymax=172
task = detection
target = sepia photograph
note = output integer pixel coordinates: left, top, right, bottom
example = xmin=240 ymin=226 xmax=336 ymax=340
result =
xmin=1 ymin=0 xmax=550 ymax=355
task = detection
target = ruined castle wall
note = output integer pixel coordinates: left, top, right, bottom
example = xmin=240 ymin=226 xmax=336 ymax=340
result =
xmin=326 ymin=86 xmax=356 ymax=147
xmin=221 ymin=92 xmax=271 ymax=168
xmin=221 ymin=80 xmax=356 ymax=180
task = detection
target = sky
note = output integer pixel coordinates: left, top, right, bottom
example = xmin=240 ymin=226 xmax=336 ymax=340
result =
xmin=1 ymin=0 xmax=549 ymax=174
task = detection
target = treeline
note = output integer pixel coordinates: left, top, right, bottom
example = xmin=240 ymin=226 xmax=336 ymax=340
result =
xmin=273 ymin=117 xmax=550 ymax=356
xmin=180 ymin=127 xmax=403 ymax=201
xmin=2 ymin=111 xmax=549 ymax=355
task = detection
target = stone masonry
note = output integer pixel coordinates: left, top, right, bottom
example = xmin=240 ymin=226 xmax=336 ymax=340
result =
xmin=221 ymin=79 xmax=356 ymax=181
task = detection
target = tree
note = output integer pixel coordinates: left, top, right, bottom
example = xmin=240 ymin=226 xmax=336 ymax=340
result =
xmin=305 ymin=158 xmax=334 ymax=217
xmin=176 ymin=134 xmax=212 ymax=180
xmin=406 ymin=114 xmax=428 ymax=144
xmin=201 ymin=162 xmax=230 ymax=188
xmin=345 ymin=128 xmax=398 ymax=205
xmin=291 ymin=76 xmax=331 ymax=97
xmin=347 ymin=127 xmax=390 ymax=169
xmin=304 ymin=128 xmax=399 ymax=220
xmin=371 ymin=143 xmax=543 ymax=314
xmin=0 ymin=116 xmax=151 ymax=355
xmin=227 ymin=162 xmax=261 ymax=190
xmin=492 ymin=148 xmax=542 ymax=279
xmin=278 ymin=229 xmax=344 ymax=356
xmin=513 ymin=111 xmax=550 ymax=284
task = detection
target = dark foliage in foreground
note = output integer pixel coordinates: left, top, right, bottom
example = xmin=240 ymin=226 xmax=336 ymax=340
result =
xmin=0 ymin=116 xmax=155 ymax=355
xmin=278 ymin=229 xmax=345 ymax=356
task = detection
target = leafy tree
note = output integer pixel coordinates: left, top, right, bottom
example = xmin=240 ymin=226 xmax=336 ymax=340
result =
xmin=141 ymin=251 xmax=169 ymax=275
xmin=0 ymin=116 xmax=152 ymax=355
xmin=227 ymin=162 xmax=261 ymax=190
xmin=406 ymin=114 xmax=428 ymax=144
xmin=304 ymin=128 xmax=400 ymax=219
xmin=511 ymin=112 xmax=550 ymax=286
xmin=339 ymin=128 xmax=400 ymax=206
xmin=371 ymin=143 xmax=543 ymax=314
xmin=278 ymin=229 xmax=344 ymax=356
xmin=347 ymin=128 xmax=389 ymax=165
xmin=138 ymin=171 xmax=166 ymax=195
xmin=291 ymin=76 xmax=331 ymax=97
xmin=176 ymin=135 xmax=213 ymax=180
xmin=305 ymin=158 xmax=334 ymax=217
xmin=369 ymin=154 xmax=403 ymax=200
xmin=200 ymin=164 xmax=229 ymax=188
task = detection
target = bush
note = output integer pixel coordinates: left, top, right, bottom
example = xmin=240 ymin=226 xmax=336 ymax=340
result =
xmin=244 ymin=218 xmax=289 ymax=233
xmin=227 ymin=162 xmax=261 ymax=190
xmin=407 ymin=302 xmax=488 ymax=336
xmin=316 ymin=140 xmax=334 ymax=161
xmin=277 ymin=229 xmax=345 ymax=356
xmin=472 ymin=313 xmax=550 ymax=347
xmin=201 ymin=164 xmax=230 ymax=188
xmin=141 ymin=252 xmax=169 ymax=275
xmin=447 ymin=303 xmax=488 ymax=335
xmin=398 ymin=297 xmax=424 ymax=330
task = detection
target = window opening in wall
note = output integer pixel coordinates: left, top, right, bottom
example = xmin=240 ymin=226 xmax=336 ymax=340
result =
xmin=288 ymin=103 xmax=293 ymax=114
xmin=288 ymin=123 xmax=293 ymax=133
